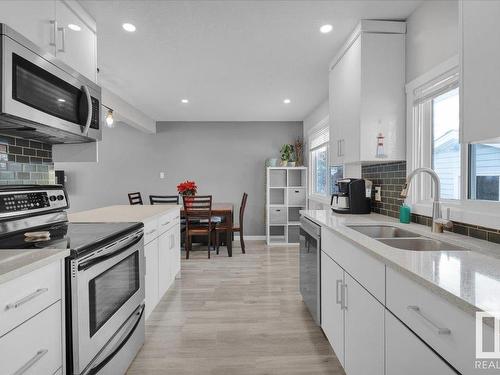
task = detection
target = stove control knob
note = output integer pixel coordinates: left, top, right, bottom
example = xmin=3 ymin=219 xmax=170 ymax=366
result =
xmin=49 ymin=195 xmax=57 ymax=201
xmin=57 ymin=195 xmax=64 ymax=201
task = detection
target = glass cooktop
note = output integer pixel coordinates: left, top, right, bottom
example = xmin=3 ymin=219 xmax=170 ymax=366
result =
xmin=0 ymin=221 xmax=143 ymax=257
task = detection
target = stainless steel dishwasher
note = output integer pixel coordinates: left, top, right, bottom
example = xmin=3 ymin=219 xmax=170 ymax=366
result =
xmin=299 ymin=216 xmax=321 ymax=325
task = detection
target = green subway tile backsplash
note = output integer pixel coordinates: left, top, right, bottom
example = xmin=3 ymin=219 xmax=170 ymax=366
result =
xmin=362 ymin=161 xmax=500 ymax=245
xmin=0 ymin=133 xmax=54 ymax=185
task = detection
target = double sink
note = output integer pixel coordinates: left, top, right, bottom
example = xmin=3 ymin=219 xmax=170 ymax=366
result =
xmin=347 ymin=225 xmax=468 ymax=251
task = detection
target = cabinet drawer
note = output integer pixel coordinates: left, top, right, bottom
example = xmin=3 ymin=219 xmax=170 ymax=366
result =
xmin=322 ymin=228 xmax=385 ymax=303
xmin=288 ymin=188 xmax=306 ymax=206
xmin=386 ymin=267 xmax=494 ymax=375
xmin=0 ymin=261 xmax=62 ymax=337
xmin=158 ymin=210 xmax=180 ymax=234
xmin=386 ymin=311 xmax=456 ymax=375
xmin=269 ymin=207 xmax=287 ymax=224
xmin=0 ymin=301 xmax=62 ymax=375
xmin=143 ymin=218 xmax=159 ymax=244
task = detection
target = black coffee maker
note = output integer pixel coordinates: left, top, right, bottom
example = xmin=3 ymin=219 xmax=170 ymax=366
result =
xmin=331 ymin=178 xmax=371 ymax=214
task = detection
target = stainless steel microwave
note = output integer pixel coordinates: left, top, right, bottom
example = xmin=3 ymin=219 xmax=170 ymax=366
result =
xmin=0 ymin=24 xmax=101 ymax=143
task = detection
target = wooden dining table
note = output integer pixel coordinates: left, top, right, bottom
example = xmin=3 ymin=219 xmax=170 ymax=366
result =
xmin=181 ymin=202 xmax=234 ymax=257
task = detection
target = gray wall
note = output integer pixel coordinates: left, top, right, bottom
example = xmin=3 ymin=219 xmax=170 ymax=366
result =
xmin=406 ymin=0 xmax=458 ymax=83
xmin=56 ymin=121 xmax=302 ymax=236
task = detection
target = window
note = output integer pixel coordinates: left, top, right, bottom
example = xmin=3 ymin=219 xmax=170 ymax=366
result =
xmin=407 ymin=56 xmax=500 ymax=225
xmin=469 ymin=143 xmax=500 ymax=201
xmin=409 ymin=65 xmax=461 ymax=202
xmin=309 ymin=122 xmax=329 ymax=198
xmin=431 ymin=87 xmax=460 ymax=199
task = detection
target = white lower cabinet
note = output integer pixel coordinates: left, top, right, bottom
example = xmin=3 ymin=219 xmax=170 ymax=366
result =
xmin=158 ymin=231 xmax=170 ymax=298
xmin=386 ymin=311 xmax=456 ymax=375
xmin=144 ymin=237 xmax=159 ymax=319
xmin=344 ymin=273 xmax=384 ymax=375
xmin=143 ymin=210 xmax=181 ymax=320
xmin=169 ymin=223 xmax=181 ymax=282
xmin=321 ymin=251 xmax=345 ymax=366
xmin=0 ymin=300 xmax=62 ymax=375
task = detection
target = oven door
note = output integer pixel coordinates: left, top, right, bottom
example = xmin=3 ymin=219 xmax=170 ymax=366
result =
xmin=71 ymin=231 xmax=145 ymax=374
xmin=1 ymin=34 xmax=101 ymax=141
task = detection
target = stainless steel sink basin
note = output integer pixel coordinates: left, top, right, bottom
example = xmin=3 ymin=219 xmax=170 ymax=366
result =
xmin=347 ymin=225 xmax=421 ymax=239
xmin=377 ymin=238 xmax=468 ymax=251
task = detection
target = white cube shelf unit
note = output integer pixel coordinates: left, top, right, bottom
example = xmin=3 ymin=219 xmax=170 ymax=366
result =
xmin=266 ymin=167 xmax=308 ymax=245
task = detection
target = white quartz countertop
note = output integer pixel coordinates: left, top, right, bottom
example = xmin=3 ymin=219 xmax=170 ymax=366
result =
xmin=68 ymin=204 xmax=181 ymax=223
xmin=0 ymin=249 xmax=69 ymax=285
xmin=301 ymin=209 xmax=500 ymax=318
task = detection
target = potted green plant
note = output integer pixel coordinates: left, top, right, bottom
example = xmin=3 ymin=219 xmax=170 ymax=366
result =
xmin=280 ymin=144 xmax=294 ymax=167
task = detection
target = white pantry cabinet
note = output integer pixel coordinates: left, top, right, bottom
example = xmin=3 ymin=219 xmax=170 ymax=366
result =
xmin=0 ymin=0 xmax=97 ymax=82
xmin=460 ymin=0 xmax=500 ymax=143
xmin=329 ymin=20 xmax=406 ymax=165
xmin=320 ymin=252 xmax=345 ymax=366
xmin=386 ymin=311 xmax=456 ymax=375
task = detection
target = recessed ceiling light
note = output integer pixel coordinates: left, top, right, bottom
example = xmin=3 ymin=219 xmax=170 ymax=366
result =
xmin=68 ymin=24 xmax=81 ymax=31
xmin=283 ymin=98 xmax=291 ymax=104
xmin=320 ymin=24 xmax=333 ymax=34
xmin=181 ymin=99 xmax=189 ymax=104
xmin=122 ymin=23 xmax=136 ymax=32
xmin=57 ymin=98 xmax=66 ymax=103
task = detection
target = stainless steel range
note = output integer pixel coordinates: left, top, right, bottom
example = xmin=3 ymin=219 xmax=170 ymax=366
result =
xmin=0 ymin=185 xmax=145 ymax=375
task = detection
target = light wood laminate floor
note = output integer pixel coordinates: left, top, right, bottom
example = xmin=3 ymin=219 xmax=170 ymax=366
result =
xmin=127 ymin=241 xmax=345 ymax=374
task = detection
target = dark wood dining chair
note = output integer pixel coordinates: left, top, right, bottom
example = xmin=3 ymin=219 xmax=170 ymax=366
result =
xmin=216 ymin=192 xmax=248 ymax=254
xmin=149 ymin=195 xmax=179 ymax=205
xmin=128 ymin=192 xmax=143 ymax=205
xmin=183 ymin=195 xmax=216 ymax=259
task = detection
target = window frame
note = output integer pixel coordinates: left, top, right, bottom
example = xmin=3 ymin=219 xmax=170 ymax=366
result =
xmin=308 ymin=116 xmax=330 ymax=203
xmin=406 ymin=56 xmax=500 ymax=230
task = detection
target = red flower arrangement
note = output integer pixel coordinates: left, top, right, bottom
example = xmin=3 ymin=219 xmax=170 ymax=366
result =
xmin=177 ymin=180 xmax=197 ymax=196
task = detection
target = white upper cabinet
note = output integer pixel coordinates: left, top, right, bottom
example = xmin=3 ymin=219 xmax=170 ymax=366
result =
xmin=329 ymin=20 xmax=406 ymax=165
xmin=55 ymin=0 xmax=97 ymax=82
xmin=460 ymin=0 xmax=500 ymax=143
xmin=0 ymin=0 xmax=97 ymax=83
xmin=0 ymin=0 xmax=56 ymax=54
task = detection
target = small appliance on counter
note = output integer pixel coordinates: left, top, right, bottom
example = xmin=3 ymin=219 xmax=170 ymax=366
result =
xmin=331 ymin=178 xmax=371 ymax=214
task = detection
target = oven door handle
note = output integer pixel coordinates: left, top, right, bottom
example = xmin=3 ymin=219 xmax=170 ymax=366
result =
xmin=86 ymin=304 xmax=145 ymax=375
xmin=78 ymin=233 xmax=143 ymax=271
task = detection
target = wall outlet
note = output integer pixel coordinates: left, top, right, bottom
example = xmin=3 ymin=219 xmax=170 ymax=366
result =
xmin=159 ymin=172 xmax=165 ymax=179
xmin=374 ymin=186 xmax=382 ymax=202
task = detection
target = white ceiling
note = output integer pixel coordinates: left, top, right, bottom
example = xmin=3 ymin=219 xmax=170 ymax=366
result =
xmin=82 ymin=0 xmax=422 ymax=122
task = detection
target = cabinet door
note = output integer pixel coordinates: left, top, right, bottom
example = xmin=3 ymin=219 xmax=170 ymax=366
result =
xmin=461 ymin=0 xmax=500 ymax=143
xmin=329 ymin=68 xmax=342 ymax=165
xmin=0 ymin=0 xmax=56 ymax=55
xmin=170 ymin=223 xmax=181 ymax=281
xmin=320 ymin=251 xmax=344 ymax=366
xmin=344 ymin=273 xmax=384 ymax=375
xmin=329 ymin=35 xmax=361 ymax=165
xmin=55 ymin=0 xmax=97 ymax=82
xmin=158 ymin=231 xmax=171 ymax=299
xmin=144 ymin=238 xmax=159 ymax=319
xmin=386 ymin=311 xmax=457 ymax=375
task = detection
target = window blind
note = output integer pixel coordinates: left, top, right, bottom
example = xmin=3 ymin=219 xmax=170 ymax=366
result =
xmin=413 ymin=68 xmax=459 ymax=105
xmin=309 ymin=127 xmax=329 ymax=150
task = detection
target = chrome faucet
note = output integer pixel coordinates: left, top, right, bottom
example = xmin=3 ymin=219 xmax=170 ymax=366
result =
xmin=400 ymin=168 xmax=453 ymax=233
